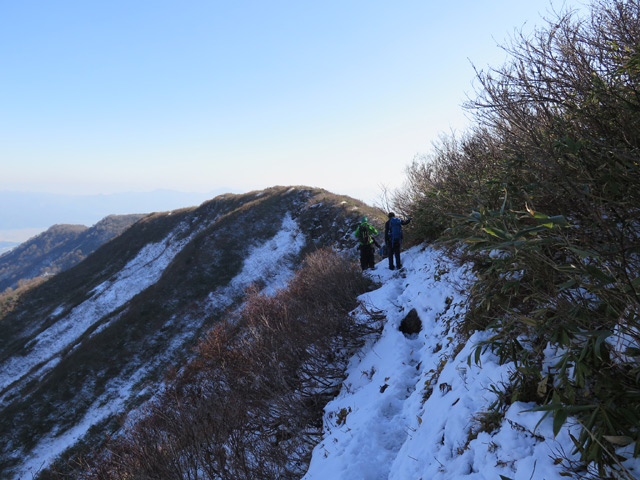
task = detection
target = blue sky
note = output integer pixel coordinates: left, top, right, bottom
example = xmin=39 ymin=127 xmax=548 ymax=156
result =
xmin=1 ymin=0 xmax=585 ymax=205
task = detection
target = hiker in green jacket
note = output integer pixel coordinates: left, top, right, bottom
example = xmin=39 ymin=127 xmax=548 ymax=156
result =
xmin=354 ymin=217 xmax=380 ymax=270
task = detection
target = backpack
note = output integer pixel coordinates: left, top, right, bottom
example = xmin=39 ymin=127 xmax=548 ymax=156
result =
xmin=357 ymin=225 xmax=372 ymax=245
xmin=389 ymin=217 xmax=403 ymax=242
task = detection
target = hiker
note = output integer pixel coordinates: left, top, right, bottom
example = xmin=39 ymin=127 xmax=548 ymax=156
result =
xmin=354 ymin=217 xmax=380 ymax=270
xmin=385 ymin=212 xmax=411 ymax=270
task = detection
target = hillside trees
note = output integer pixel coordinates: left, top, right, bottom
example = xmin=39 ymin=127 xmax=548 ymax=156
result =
xmin=394 ymin=0 xmax=640 ymax=476
xmin=0 ymin=215 xmax=144 ymax=293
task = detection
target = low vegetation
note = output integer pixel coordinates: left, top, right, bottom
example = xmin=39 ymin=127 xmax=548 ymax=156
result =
xmin=5 ymin=1 xmax=637 ymax=478
xmin=0 ymin=187 xmax=381 ymax=478
xmin=74 ymin=249 xmax=376 ymax=479
xmin=393 ymin=0 xmax=640 ymax=476
xmin=0 ymin=277 xmax=48 ymax=319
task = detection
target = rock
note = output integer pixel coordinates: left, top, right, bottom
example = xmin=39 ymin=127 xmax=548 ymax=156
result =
xmin=399 ymin=308 xmax=422 ymax=336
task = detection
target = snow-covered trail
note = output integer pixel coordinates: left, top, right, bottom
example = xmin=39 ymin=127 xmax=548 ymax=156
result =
xmin=303 ymin=245 xmax=640 ymax=480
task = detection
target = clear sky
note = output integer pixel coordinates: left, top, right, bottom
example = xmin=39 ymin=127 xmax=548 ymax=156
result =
xmin=1 ymin=0 xmax=585 ymax=206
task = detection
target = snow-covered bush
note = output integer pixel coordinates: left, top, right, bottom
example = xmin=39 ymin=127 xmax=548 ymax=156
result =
xmin=394 ymin=0 xmax=640 ymax=475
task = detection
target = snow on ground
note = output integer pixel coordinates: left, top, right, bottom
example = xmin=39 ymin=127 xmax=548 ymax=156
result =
xmin=11 ymin=302 xmax=231 ymax=480
xmin=303 ymin=245 xmax=640 ymax=480
xmin=206 ymin=212 xmax=306 ymax=310
xmin=7 ymin=213 xmax=306 ymax=480
xmin=231 ymin=212 xmax=306 ymax=296
xmin=0 ymin=221 xmax=202 ymax=395
xmin=12 ymin=366 xmax=150 ymax=480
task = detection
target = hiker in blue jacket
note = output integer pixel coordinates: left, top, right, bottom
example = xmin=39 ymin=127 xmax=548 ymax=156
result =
xmin=354 ymin=217 xmax=380 ymax=270
xmin=384 ymin=212 xmax=411 ymax=270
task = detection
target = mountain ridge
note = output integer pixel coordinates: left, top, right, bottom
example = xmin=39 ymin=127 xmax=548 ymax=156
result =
xmin=0 ymin=242 xmax=19 ymax=256
xmin=0 ymin=214 xmax=146 ymax=294
xmin=0 ymin=186 xmax=385 ymax=478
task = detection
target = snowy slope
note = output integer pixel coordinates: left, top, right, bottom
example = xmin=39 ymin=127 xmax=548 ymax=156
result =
xmin=0 ymin=186 xmax=387 ymax=480
xmin=303 ymin=245 xmax=640 ymax=480
xmin=0 ymin=220 xmax=203 ymax=396
xmin=205 ymin=212 xmax=306 ymax=311
xmin=0 ymin=186 xmax=385 ymax=480
xmin=8 ymin=213 xmax=306 ymax=480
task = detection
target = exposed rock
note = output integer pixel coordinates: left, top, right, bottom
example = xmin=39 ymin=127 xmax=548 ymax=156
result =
xmin=399 ymin=308 xmax=422 ymax=336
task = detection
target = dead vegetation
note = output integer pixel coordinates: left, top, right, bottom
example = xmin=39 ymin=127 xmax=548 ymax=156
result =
xmin=73 ymin=248 xmax=378 ymax=480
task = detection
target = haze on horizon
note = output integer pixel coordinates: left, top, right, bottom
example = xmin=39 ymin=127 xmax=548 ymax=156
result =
xmin=1 ymin=1 xmax=586 ymax=232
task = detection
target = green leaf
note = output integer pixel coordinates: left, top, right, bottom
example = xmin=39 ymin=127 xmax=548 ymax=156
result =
xmin=558 ymin=279 xmax=577 ymax=291
xmin=569 ymin=432 xmax=585 ymax=455
xmin=516 ymin=316 xmax=539 ymax=327
xmin=548 ymin=215 xmax=569 ymax=226
xmin=474 ymin=345 xmax=482 ymax=365
xmin=567 ymin=246 xmax=596 ymax=258
xmin=513 ymin=226 xmax=551 ymax=239
xmin=564 ymin=404 xmax=597 ymax=413
xmin=464 ymin=236 xmax=488 ymax=243
xmin=593 ymin=331 xmax=612 ymax=359
xmin=493 ymin=240 xmax=526 ymax=249
xmin=537 ymin=375 xmax=549 ymax=398
xmin=501 ymin=280 xmax=520 ymax=294
xmin=585 ymin=265 xmax=615 ymax=284
xmin=500 ymin=191 xmax=508 ymax=214
xmin=584 ymin=405 xmax=598 ymax=431
xmin=553 ymin=408 xmax=569 ymax=436
xmin=483 ymin=227 xmax=509 ymax=239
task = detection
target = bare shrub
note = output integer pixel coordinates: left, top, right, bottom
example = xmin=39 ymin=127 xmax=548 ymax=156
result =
xmin=392 ymin=129 xmax=509 ymax=243
xmin=79 ymin=248 xmax=376 ymax=479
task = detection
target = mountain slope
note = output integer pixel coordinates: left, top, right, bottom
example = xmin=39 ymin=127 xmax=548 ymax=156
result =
xmin=0 ymin=186 xmax=384 ymax=479
xmin=0 ymin=214 xmax=145 ymax=293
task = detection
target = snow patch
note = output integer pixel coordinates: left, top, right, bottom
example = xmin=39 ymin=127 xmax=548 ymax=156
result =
xmin=0 ymin=220 xmax=203 ymax=395
xmin=13 ymin=367 xmax=151 ymax=480
xmin=206 ymin=212 xmax=306 ymax=310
